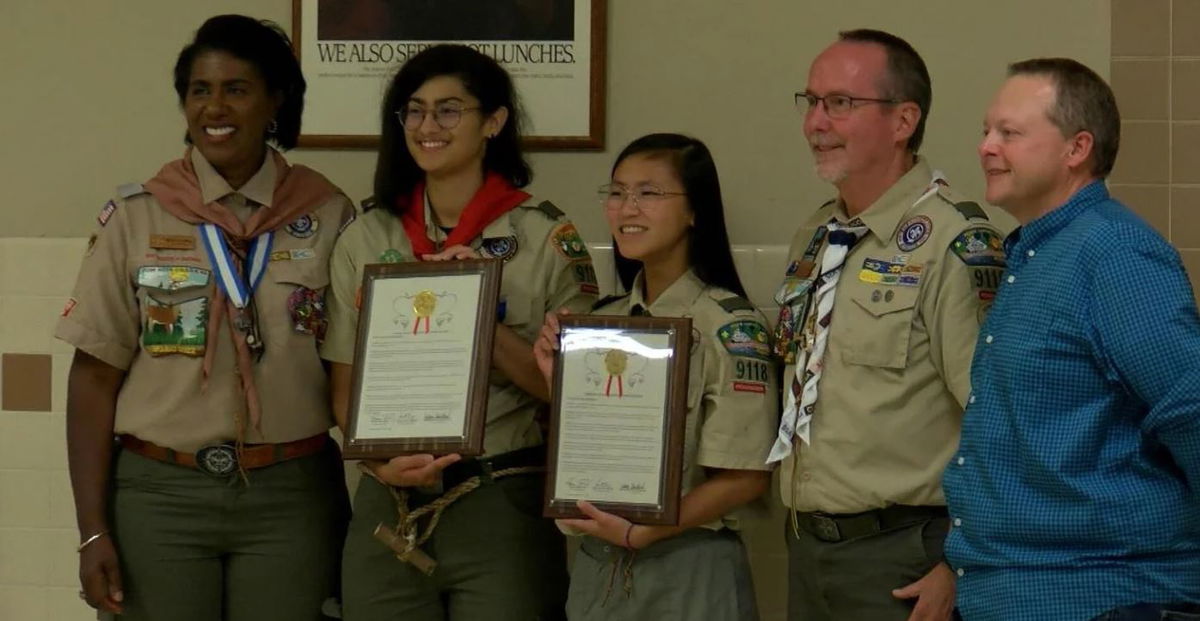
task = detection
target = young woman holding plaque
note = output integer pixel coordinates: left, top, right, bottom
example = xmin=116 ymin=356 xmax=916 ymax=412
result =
xmin=320 ymin=44 xmax=599 ymax=620
xmin=533 ymin=133 xmax=779 ymax=621
xmin=56 ymin=15 xmax=354 ymax=621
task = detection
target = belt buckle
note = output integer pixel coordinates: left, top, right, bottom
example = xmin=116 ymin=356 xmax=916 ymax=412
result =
xmin=195 ymin=444 xmax=238 ymax=477
xmin=811 ymin=514 xmax=842 ymax=542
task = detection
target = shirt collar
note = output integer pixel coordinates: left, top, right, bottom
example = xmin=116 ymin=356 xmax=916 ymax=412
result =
xmin=832 ymin=156 xmax=940 ymax=241
xmin=191 ymin=148 xmax=277 ymax=207
xmin=628 ymin=269 xmax=706 ymax=316
xmin=1005 ymin=180 xmax=1108 ymax=255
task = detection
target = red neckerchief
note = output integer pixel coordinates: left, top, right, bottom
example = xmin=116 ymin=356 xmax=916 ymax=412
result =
xmin=398 ymin=172 xmax=530 ymax=257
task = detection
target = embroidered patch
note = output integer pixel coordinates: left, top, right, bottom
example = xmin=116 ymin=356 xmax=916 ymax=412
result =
xmin=773 ymin=305 xmax=795 ymax=362
xmin=804 ymin=226 xmax=828 ymax=259
xmin=288 ymin=287 xmax=328 ymax=341
xmin=481 ymin=236 xmax=518 ymax=260
xmin=97 ymin=201 xmax=117 ymax=227
xmin=732 ymin=381 xmax=767 ymax=394
xmin=858 ymin=258 xmax=924 ymax=287
xmin=286 ymin=214 xmax=318 ymax=239
xmin=734 ymin=357 xmax=771 ymax=384
xmin=149 ymin=234 xmax=196 ymax=251
xmin=136 ymin=266 xmax=211 ymax=290
xmin=971 ymin=266 xmax=1003 ymax=292
xmin=270 ymin=248 xmax=316 ymax=262
xmin=952 ymin=227 xmax=1006 ymax=267
xmin=550 ymin=223 xmax=589 ymax=261
xmin=61 ymin=298 xmax=77 ymax=317
xmin=717 ymin=320 xmax=771 ymax=361
xmin=378 ymin=249 xmax=406 ymax=264
xmin=897 ymin=216 xmax=932 ymax=251
xmin=142 ymin=297 xmax=207 ymax=356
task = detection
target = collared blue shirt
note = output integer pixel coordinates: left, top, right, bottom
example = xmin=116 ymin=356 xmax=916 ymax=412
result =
xmin=943 ymin=182 xmax=1200 ymax=621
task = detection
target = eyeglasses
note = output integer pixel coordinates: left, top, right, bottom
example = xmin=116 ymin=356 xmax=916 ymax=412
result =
xmin=597 ymin=184 xmax=687 ymax=211
xmin=795 ymin=92 xmax=903 ymax=119
xmin=396 ymin=105 xmax=482 ymax=130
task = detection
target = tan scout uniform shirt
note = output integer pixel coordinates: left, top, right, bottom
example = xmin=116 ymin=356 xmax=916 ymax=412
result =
xmin=321 ymin=197 xmax=598 ymax=457
xmin=595 ymin=270 xmax=779 ymax=529
xmin=56 ymin=150 xmax=355 ymax=453
xmin=776 ymin=158 xmax=1011 ymax=514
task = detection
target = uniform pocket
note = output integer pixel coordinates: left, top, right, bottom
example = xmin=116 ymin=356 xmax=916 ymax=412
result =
xmin=271 ymin=260 xmax=331 ymax=340
xmin=841 ymin=287 xmax=919 ymax=369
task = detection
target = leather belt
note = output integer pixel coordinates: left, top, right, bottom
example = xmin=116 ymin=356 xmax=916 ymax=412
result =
xmin=119 ymin=433 xmax=330 ymax=477
xmin=794 ymin=504 xmax=948 ymax=543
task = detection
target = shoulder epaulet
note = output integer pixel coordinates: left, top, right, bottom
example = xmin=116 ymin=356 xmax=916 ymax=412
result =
xmin=360 ymin=196 xmax=378 ymax=211
xmin=116 ymin=183 xmax=147 ymax=199
xmin=713 ymin=293 xmax=757 ymax=314
xmin=953 ymin=200 xmax=988 ymax=221
xmin=521 ymin=200 xmax=564 ymax=220
xmin=591 ymin=293 xmax=629 ymax=311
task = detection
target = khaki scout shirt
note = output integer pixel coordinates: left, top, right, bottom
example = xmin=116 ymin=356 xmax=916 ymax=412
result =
xmin=320 ymin=197 xmax=599 ymax=457
xmin=55 ymin=150 xmax=355 ymax=452
xmin=775 ymin=158 xmax=1012 ymax=513
xmin=595 ymin=270 xmax=779 ymax=529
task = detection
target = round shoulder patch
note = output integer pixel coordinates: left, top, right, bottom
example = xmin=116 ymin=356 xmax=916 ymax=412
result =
xmin=481 ymin=236 xmax=519 ymax=261
xmin=951 ymin=226 xmax=1006 ymax=267
xmin=716 ymin=320 xmax=772 ymax=361
xmin=897 ymin=215 xmax=933 ymax=251
xmin=286 ymin=214 xmax=319 ymax=239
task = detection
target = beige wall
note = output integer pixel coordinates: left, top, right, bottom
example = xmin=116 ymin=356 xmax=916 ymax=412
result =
xmin=2 ymin=0 xmax=1108 ymax=243
xmin=0 ymin=1 xmax=1111 ymax=620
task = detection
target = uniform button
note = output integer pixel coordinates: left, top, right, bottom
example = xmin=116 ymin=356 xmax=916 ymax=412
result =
xmin=957 ymin=456 xmax=965 ymax=466
xmin=1007 ymin=275 xmax=1016 ymax=284
xmin=969 ymin=395 xmax=976 ymax=404
xmin=802 ymin=471 xmax=812 ymax=481
xmin=1027 ymin=249 xmax=1036 ymax=257
xmin=954 ymin=518 xmax=962 ymax=527
xmin=604 ymin=545 xmax=611 ymax=553
xmin=957 ymin=568 xmax=965 ymax=577
xmin=985 ymin=335 xmax=993 ymax=344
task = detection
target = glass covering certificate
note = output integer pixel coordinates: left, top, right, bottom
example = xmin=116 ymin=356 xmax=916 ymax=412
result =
xmin=343 ymin=260 xmax=501 ymax=459
xmin=544 ymin=316 xmax=691 ymax=525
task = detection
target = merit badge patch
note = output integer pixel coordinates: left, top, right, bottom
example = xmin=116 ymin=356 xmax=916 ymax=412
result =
xmin=378 ymin=248 xmax=406 ymax=264
xmin=717 ymin=320 xmax=771 ymax=361
xmin=286 ymin=214 xmax=318 ymax=239
xmin=142 ymin=297 xmax=207 ymax=356
xmin=952 ymin=227 xmax=1006 ymax=267
xmin=97 ymin=201 xmax=117 ymax=227
xmin=897 ymin=216 xmax=932 ymax=251
xmin=481 ymin=236 xmax=518 ymax=261
xmin=550 ymin=223 xmax=589 ymax=261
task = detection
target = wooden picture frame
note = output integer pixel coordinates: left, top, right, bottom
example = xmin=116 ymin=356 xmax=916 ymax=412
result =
xmin=342 ymin=259 xmax=502 ymax=459
xmin=544 ymin=315 xmax=692 ymax=525
xmin=291 ymin=0 xmax=606 ymax=150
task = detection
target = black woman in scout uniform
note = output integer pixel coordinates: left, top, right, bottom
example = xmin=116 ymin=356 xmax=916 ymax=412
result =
xmin=533 ymin=134 xmax=779 ymax=621
xmin=55 ymin=15 xmax=354 ymax=621
xmin=320 ymin=45 xmax=598 ymax=621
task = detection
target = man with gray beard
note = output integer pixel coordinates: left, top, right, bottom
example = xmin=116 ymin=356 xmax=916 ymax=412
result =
xmin=768 ymin=29 xmax=1011 ymax=621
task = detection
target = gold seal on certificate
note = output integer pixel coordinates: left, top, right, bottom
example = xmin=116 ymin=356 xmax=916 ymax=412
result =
xmin=544 ymin=315 xmax=692 ymax=525
xmin=342 ymin=260 xmax=502 ymax=459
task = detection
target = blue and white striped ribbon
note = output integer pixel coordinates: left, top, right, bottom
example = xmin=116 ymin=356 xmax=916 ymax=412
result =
xmin=199 ymin=223 xmax=273 ymax=309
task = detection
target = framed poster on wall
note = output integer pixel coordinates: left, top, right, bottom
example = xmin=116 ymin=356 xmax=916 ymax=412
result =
xmin=292 ymin=0 xmax=606 ymax=150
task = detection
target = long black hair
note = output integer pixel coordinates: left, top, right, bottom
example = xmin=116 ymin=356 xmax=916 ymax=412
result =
xmin=611 ymin=133 xmax=748 ymax=299
xmin=173 ymin=15 xmax=305 ymax=149
xmin=374 ymin=44 xmax=531 ymax=211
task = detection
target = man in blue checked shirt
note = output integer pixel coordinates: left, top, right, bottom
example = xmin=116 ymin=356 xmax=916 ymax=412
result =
xmin=943 ymin=57 xmax=1200 ymax=621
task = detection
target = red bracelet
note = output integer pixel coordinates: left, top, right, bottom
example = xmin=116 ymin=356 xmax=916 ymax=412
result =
xmin=624 ymin=523 xmax=636 ymax=550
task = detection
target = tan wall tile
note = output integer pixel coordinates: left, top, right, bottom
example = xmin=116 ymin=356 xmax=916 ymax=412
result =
xmin=1 ymin=353 xmax=52 ymax=413
xmin=47 ymin=470 xmax=76 ymax=530
xmin=0 ymin=296 xmax=66 ymax=354
xmin=1113 ymin=0 xmax=1170 ymax=56
xmin=0 ymin=471 xmax=51 ymax=528
xmin=1171 ymin=187 xmax=1200 ymax=248
xmin=1111 ymin=60 xmax=1169 ymax=120
xmin=45 ymin=529 xmax=80 ymax=587
xmin=1111 ymin=122 xmax=1170 ymax=184
xmin=1109 ymin=185 xmax=1170 ymax=238
xmin=0 ymin=529 xmax=52 ymax=585
xmin=0 ymin=239 xmax=89 ymax=298
xmin=0 ymin=413 xmax=62 ymax=470
xmin=45 ymin=586 xmax=100 ymax=621
xmin=1174 ymin=61 xmax=1200 ymax=121
xmin=0 ymin=586 xmax=47 ymax=620
xmin=1172 ymin=123 xmax=1200 ymax=184
xmin=1174 ymin=0 xmax=1200 ymax=57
